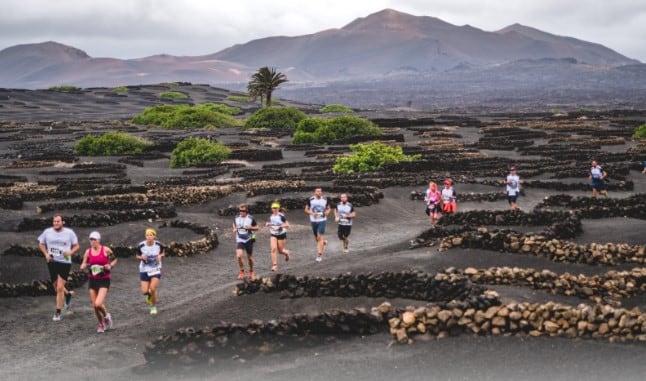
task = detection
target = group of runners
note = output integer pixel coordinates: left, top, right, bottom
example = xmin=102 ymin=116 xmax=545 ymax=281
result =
xmin=38 ymin=215 xmax=165 ymax=333
xmin=233 ymin=187 xmax=356 ymax=280
xmin=37 ymin=160 xmax=626 ymax=332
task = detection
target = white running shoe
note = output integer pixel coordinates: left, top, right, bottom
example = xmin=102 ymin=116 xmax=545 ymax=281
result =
xmin=52 ymin=313 xmax=61 ymax=321
xmin=315 ymin=256 xmax=322 ymax=262
xmin=104 ymin=313 xmax=113 ymax=330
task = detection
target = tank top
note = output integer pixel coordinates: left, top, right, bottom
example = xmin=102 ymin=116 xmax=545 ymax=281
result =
xmin=87 ymin=246 xmax=110 ymax=280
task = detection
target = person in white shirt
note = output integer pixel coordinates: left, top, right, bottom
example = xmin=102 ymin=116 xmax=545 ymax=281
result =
xmin=334 ymin=193 xmax=356 ymax=253
xmin=588 ymin=160 xmax=608 ymax=197
xmin=505 ymin=166 xmax=522 ymax=210
xmin=38 ymin=214 xmax=79 ymax=321
xmin=305 ymin=187 xmax=330 ymax=262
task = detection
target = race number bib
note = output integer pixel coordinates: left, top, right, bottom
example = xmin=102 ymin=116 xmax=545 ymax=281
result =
xmin=90 ymin=265 xmax=104 ymax=276
xmin=147 ymin=265 xmax=161 ymax=276
xmin=48 ymin=246 xmax=64 ymax=258
xmin=339 ymin=218 xmax=350 ymax=225
xmin=270 ymin=226 xmax=281 ymax=234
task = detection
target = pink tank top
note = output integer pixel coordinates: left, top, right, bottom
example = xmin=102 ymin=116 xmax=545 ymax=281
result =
xmin=87 ymin=246 xmax=110 ymax=280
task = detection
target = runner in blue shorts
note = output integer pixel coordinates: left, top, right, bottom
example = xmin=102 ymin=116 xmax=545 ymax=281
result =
xmin=305 ymin=187 xmax=330 ymax=262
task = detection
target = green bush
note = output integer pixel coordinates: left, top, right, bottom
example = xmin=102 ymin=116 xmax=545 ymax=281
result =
xmin=159 ymin=91 xmax=189 ymax=99
xmin=48 ymin=85 xmax=80 ymax=92
xmin=292 ymin=116 xmax=382 ymax=144
xmin=75 ymin=132 xmax=152 ymax=156
xmin=131 ymin=104 xmax=242 ymax=129
xmin=170 ymin=137 xmax=231 ymax=168
xmin=333 ymin=141 xmax=420 ymax=174
xmin=199 ymin=103 xmax=241 ymax=115
xmin=245 ymin=107 xmax=306 ymax=130
xmin=320 ymin=104 xmax=354 ymax=113
xmin=226 ymin=95 xmax=255 ymax=103
xmin=633 ymin=123 xmax=646 ymax=138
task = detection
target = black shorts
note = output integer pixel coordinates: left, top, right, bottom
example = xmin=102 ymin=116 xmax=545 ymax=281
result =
xmin=88 ymin=277 xmax=111 ymax=291
xmin=236 ymin=240 xmax=254 ymax=254
xmin=48 ymin=261 xmax=72 ymax=283
xmin=271 ymin=233 xmax=287 ymax=241
xmin=591 ymin=179 xmax=605 ymax=190
xmin=338 ymin=225 xmax=352 ymax=239
xmin=425 ymin=204 xmax=440 ymax=216
xmin=507 ymin=194 xmax=518 ymax=204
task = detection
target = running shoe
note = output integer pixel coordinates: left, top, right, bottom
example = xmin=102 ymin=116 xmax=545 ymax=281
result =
xmin=315 ymin=256 xmax=322 ymax=262
xmin=343 ymin=248 xmax=349 ymax=253
xmin=52 ymin=313 xmax=61 ymax=322
xmin=150 ymin=306 xmax=158 ymax=315
xmin=64 ymin=290 xmax=74 ymax=309
xmin=144 ymin=293 xmax=152 ymax=305
xmin=97 ymin=323 xmax=105 ymax=333
xmin=249 ymin=271 xmax=255 ymax=280
xmin=284 ymin=250 xmax=290 ymax=262
xmin=237 ymin=270 xmax=245 ymax=280
xmin=271 ymin=264 xmax=278 ymax=272
xmin=104 ymin=313 xmax=113 ymax=330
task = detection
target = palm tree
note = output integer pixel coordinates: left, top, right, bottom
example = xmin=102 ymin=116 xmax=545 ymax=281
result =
xmin=247 ymin=66 xmax=288 ymax=107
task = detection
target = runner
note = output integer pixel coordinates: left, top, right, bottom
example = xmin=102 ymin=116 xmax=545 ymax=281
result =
xmin=38 ymin=214 xmax=79 ymax=321
xmin=265 ymin=202 xmax=290 ymax=271
xmin=588 ymin=160 xmax=608 ymax=197
xmin=304 ymin=187 xmax=330 ymax=262
xmin=334 ymin=193 xmax=355 ymax=253
xmin=424 ymin=181 xmax=441 ymax=225
xmin=505 ymin=166 xmax=522 ymax=210
xmin=79 ymin=231 xmax=117 ymax=333
xmin=233 ymin=204 xmax=258 ymax=280
xmin=136 ymin=228 xmax=165 ymax=315
xmin=441 ymin=178 xmax=457 ymax=214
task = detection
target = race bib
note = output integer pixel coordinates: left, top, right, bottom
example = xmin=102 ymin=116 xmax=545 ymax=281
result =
xmin=339 ymin=218 xmax=350 ymax=225
xmin=237 ymin=227 xmax=248 ymax=235
xmin=147 ymin=266 xmax=161 ymax=276
xmin=270 ymin=226 xmax=281 ymax=233
xmin=48 ymin=246 xmax=64 ymax=258
xmin=90 ymin=265 xmax=104 ymax=276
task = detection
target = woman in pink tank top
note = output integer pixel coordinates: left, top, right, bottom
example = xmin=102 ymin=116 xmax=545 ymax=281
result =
xmin=80 ymin=231 xmax=117 ymax=333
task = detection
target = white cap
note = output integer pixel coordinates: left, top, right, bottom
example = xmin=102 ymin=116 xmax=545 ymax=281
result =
xmin=89 ymin=231 xmax=101 ymax=240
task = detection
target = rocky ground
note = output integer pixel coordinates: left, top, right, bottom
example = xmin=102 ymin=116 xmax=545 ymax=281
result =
xmin=0 ymin=84 xmax=645 ymax=381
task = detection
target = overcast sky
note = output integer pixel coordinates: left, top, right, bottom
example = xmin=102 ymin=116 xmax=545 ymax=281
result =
xmin=2 ymin=0 xmax=645 ymax=62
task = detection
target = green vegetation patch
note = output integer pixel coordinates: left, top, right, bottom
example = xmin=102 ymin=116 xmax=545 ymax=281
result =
xmin=75 ymin=132 xmax=152 ymax=156
xmin=112 ymin=86 xmax=128 ymax=93
xmin=170 ymin=137 xmax=231 ymax=168
xmin=159 ymin=91 xmax=189 ymax=99
xmin=226 ymin=95 xmax=255 ymax=103
xmin=132 ymin=104 xmax=242 ymax=129
xmin=245 ymin=106 xmax=306 ymax=131
xmin=320 ymin=104 xmax=354 ymax=113
xmin=48 ymin=85 xmax=80 ymax=92
xmin=292 ymin=115 xmax=382 ymax=144
xmin=633 ymin=123 xmax=646 ymax=138
xmin=333 ymin=141 xmax=420 ymax=174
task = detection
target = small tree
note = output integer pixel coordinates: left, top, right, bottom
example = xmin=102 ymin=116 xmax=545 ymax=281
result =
xmin=75 ymin=132 xmax=152 ymax=156
xmin=633 ymin=123 xmax=646 ymax=138
xmin=247 ymin=66 xmax=287 ymax=107
xmin=170 ymin=137 xmax=231 ymax=168
xmin=245 ymin=107 xmax=306 ymax=130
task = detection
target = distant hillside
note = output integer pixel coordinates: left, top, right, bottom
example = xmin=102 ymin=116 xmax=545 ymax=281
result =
xmin=0 ymin=8 xmax=643 ymax=111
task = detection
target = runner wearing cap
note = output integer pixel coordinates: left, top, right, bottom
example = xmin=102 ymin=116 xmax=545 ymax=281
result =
xmin=505 ymin=166 xmax=522 ymax=210
xmin=441 ymin=179 xmax=457 ymax=214
xmin=265 ymin=201 xmax=290 ymax=271
xmin=305 ymin=187 xmax=330 ymax=262
xmin=80 ymin=231 xmax=117 ymax=333
xmin=233 ymin=204 xmax=258 ymax=279
xmin=136 ymin=228 xmax=165 ymax=315
xmin=334 ymin=193 xmax=356 ymax=253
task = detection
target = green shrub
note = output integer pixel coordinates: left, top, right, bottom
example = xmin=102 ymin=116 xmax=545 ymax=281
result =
xmin=333 ymin=141 xmax=420 ymax=174
xmin=320 ymin=104 xmax=354 ymax=113
xmin=48 ymin=85 xmax=80 ymax=92
xmin=199 ymin=103 xmax=241 ymax=115
xmin=75 ymin=132 xmax=152 ymax=156
xmin=170 ymin=137 xmax=231 ymax=168
xmin=159 ymin=91 xmax=188 ymax=99
xmin=633 ymin=123 xmax=646 ymax=138
xmin=112 ymin=86 xmax=128 ymax=93
xmin=292 ymin=116 xmax=382 ymax=144
xmin=226 ymin=95 xmax=255 ymax=103
xmin=131 ymin=104 xmax=242 ymax=129
xmin=245 ymin=106 xmax=306 ymax=130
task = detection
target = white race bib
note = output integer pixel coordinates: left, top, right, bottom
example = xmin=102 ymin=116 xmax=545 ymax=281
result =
xmin=147 ymin=266 xmax=161 ymax=276
xmin=90 ymin=265 xmax=104 ymax=276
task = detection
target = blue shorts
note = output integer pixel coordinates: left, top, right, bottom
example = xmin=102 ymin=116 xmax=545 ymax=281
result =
xmin=311 ymin=221 xmax=326 ymax=236
xmin=507 ymin=194 xmax=518 ymax=204
xmin=140 ymin=272 xmax=162 ymax=282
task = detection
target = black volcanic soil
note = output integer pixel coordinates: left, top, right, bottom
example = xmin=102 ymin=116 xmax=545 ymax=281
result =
xmin=0 ymin=84 xmax=645 ymax=381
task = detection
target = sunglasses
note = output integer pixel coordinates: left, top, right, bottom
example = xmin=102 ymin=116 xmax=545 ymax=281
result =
xmin=239 ymin=209 xmax=247 ymax=212
xmin=89 ymin=238 xmax=97 ymax=241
